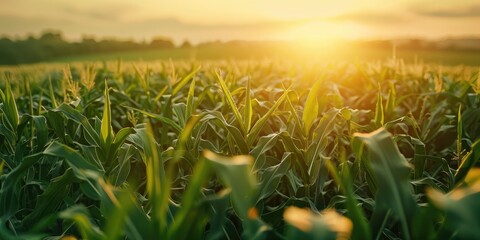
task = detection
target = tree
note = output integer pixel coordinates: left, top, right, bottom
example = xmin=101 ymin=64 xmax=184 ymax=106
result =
xmin=181 ymin=40 xmax=192 ymax=48
xmin=150 ymin=37 xmax=174 ymax=48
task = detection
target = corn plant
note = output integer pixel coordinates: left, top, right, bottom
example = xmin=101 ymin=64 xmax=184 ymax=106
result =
xmin=0 ymin=60 xmax=479 ymax=239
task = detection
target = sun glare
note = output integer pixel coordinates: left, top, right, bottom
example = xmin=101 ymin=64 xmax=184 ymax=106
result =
xmin=278 ymin=20 xmax=359 ymax=57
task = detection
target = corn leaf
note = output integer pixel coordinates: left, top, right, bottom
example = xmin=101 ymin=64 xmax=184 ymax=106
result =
xmin=215 ymin=71 xmax=246 ymax=135
xmin=302 ymin=79 xmax=322 ymax=135
xmin=455 ymin=138 xmax=480 ymax=183
xmin=284 ymin=207 xmax=352 ymax=240
xmin=203 ymin=150 xmax=256 ymax=220
xmin=172 ymin=66 xmax=201 ymax=96
xmin=374 ymin=92 xmax=384 ymax=127
xmin=244 ymin=77 xmax=253 ymax=132
xmin=247 ymin=88 xmax=289 ymax=146
xmin=427 ymin=177 xmax=480 ymax=239
xmin=101 ymin=81 xmax=114 ymax=147
xmin=353 ymin=128 xmax=417 ymax=240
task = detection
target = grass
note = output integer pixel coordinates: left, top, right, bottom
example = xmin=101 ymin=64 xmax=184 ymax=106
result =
xmin=0 ymin=59 xmax=480 ymax=239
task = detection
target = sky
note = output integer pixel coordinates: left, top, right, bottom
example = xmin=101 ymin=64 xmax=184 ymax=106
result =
xmin=1 ymin=0 xmax=479 ymax=43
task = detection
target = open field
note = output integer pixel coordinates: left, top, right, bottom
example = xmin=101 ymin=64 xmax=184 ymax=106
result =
xmin=0 ymin=59 xmax=480 ymax=239
xmin=48 ymin=44 xmax=480 ymax=66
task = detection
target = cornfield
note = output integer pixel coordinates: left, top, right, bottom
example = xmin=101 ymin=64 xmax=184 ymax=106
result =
xmin=1 ymin=60 xmax=479 ymax=239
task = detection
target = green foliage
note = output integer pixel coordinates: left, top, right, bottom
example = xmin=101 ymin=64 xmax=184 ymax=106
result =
xmin=353 ymin=128 xmax=417 ymax=239
xmin=0 ymin=60 xmax=479 ymax=239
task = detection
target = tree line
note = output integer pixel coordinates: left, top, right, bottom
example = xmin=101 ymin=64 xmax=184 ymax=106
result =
xmin=1 ymin=30 xmax=478 ymax=65
xmin=0 ymin=30 xmax=178 ymax=65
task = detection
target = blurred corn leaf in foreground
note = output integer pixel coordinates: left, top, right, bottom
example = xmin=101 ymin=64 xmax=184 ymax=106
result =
xmin=284 ymin=207 xmax=352 ymax=240
xmin=353 ymin=128 xmax=417 ymax=240
xmin=428 ymin=168 xmax=480 ymax=240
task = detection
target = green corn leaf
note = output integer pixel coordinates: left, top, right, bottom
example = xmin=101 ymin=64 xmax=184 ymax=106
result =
xmin=244 ymin=77 xmax=253 ymax=132
xmin=203 ymin=150 xmax=256 ymax=220
xmin=96 ymin=180 xmax=141 ymax=240
xmin=22 ymin=169 xmax=76 ymax=227
xmin=457 ymin=104 xmax=463 ymax=161
xmin=247 ymin=88 xmax=290 ymax=146
xmin=31 ymin=115 xmax=48 ymax=151
xmin=352 ymin=128 xmax=417 ymax=240
xmin=455 ymin=138 xmax=480 ymax=183
xmin=101 ymin=81 xmax=114 ymax=147
xmin=215 ymin=70 xmax=246 ymax=135
xmin=410 ymin=205 xmax=438 ymax=240
xmin=59 ymin=205 xmax=106 ymax=240
xmin=48 ymin=76 xmax=58 ymax=108
xmin=250 ymin=133 xmax=280 ymax=171
xmin=172 ymin=114 xmax=200 ymax=163
xmin=166 ymin=115 xmax=205 ymax=240
xmin=16 ymin=115 xmax=48 ymax=152
xmin=414 ymin=145 xmax=427 ymax=183
xmin=172 ymin=66 xmax=201 ymax=96
xmin=141 ymin=123 xmax=168 ymax=237
xmin=108 ymin=127 xmax=135 ymax=167
xmin=256 ymin=152 xmax=292 ymax=202
xmin=286 ymin=91 xmax=303 ymax=135
xmin=95 ymin=179 xmax=153 ymax=240
xmin=0 ymin=81 xmax=19 ymax=130
xmin=167 ymin=158 xmax=211 ymax=240
xmin=326 ymin=150 xmax=371 ymax=240
xmin=43 ymin=141 xmax=103 ymax=181
xmin=153 ymin=85 xmax=169 ymax=102
xmin=173 ymin=103 xmax=187 ymax=128
xmin=374 ymin=91 xmax=384 ymax=127
xmin=53 ymin=103 xmax=100 ymax=146
xmin=0 ymin=153 xmax=42 ymax=220
xmin=45 ymin=110 xmax=66 ymax=142
xmin=203 ymin=150 xmax=269 ymax=239
xmin=186 ymin=71 xmax=196 ymax=120
xmin=110 ymin=144 xmax=135 ymax=186
xmin=125 ymin=106 xmax=183 ymax=133
xmin=427 ymin=172 xmax=480 ymax=240
xmin=113 ymin=127 xmax=135 ymax=147
xmin=203 ymin=189 xmax=233 ymax=240
xmin=385 ymin=82 xmax=396 ymax=115
xmin=307 ymin=110 xmax=338 ymax=184
xmin=203 ymin=112 xmax=249 ymax=153
xmin=279 ymin=131 xmax=310 ymax=184
xmin=302 ymin=78 xmax=322 ymax=135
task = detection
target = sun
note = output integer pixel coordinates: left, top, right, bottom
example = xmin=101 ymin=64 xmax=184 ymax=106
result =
xmin=286 ymin=20 xmax=364 ymax=41
xmin=272 ymin=18 xmax=377 ymax=59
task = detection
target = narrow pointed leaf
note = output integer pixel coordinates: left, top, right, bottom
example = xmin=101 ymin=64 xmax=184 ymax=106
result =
xmin=374 ymin=92 xmax=384 ymax=127
xmin=244 ymin=77 xmax=253 ymax=132
xmin=247 ymin=88 xmax=289 ymax=146
xmin=215 ymin=71 xmax=245 ymax=135
xmin=101 ymin=81 xmax=114 ymax=145
xmin=172 ymin=66 xmax=201 ymax=96
xmin=303 ymin=79 xmax=322 ymax=135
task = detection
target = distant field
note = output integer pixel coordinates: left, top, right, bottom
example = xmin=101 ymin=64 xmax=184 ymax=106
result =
xmin=50 ymin=44 xmax=480 ymax=66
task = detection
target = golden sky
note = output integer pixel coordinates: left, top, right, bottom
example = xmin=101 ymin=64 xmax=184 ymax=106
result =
xmin=1 ymin=0 xmax=479 ymax=43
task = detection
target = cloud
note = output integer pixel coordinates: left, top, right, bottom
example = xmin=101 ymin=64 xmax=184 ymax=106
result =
xmin=412 ymin=4 xmax=480 ymax=18
xmin=130 ymin=17 xmax=298 ymax=31
xmin=0 ymin=12 xmax=294 ymax=41
xmin=60 ymin=3 xmax=136 ymax=21
xmin=0 ymin=13 xmax=76 ymax=36
xmin=326 ymin=12 xmax=407 ymax=24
